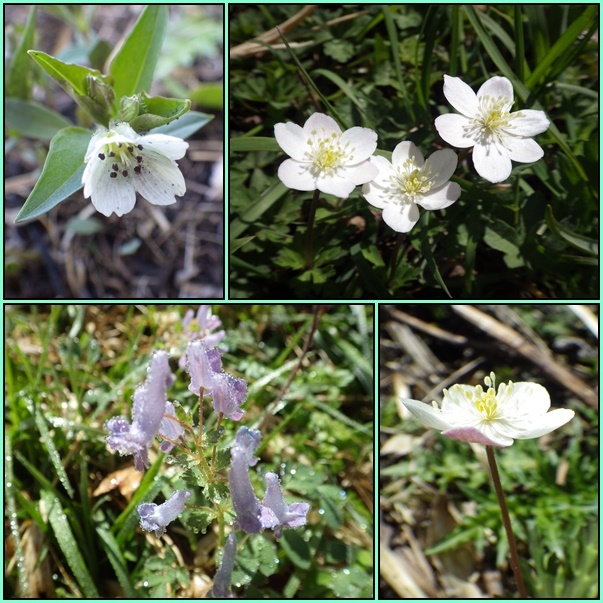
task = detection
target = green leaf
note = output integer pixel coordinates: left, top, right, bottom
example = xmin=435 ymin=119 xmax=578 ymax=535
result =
xmin=280 ymin=529 xmax=312 ymax=570
xmin=545 ymin=205 xmax=598 ymax=257
xmin=129 ymin=92 xmax=191 ymax=131
xmin=230 ymin=182 xmax=290 ymax=239
xmin=149 ymin=110 xmax=213 ymax=139
xmin=190 ymin=82 xmax=223 ymax=110
xmin=34 ymin=409 xmax=74 ymax=498
xmin=28 ymin=50 xmax=114 ymax=125
xmin=15 ymin=127 xmax=92 ymax=223
xmin=5 ymin=98 xmax=71 ymax=140
xmin=483 ymin=220 xmax=525 ymax=269
xmin=109 ymin=6 xmax=168 ymax=103
xmin=97 ymin=527 xmax=137 ymax=598
xmin=41 ymin=490 xmax=99 ymax=597
xmin=230 ymin=136 xmax=280 ymax=152
xmin=418 ymin=228 xmax=453 ymax=298
xmin=7 ymin=6 xmax=37 ymax=99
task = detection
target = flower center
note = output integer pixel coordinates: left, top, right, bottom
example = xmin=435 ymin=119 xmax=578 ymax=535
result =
xmin=474 ymin=386 xmax=499 ymax=420
xmin=472 ymin=95 xmax=514 ymax=139
xmin=389 ymin=158 xmax=433 ymax=203
xmin=97 ymin=137 xmax=145 ymax=179
xmin=306 ymin=130 xmax=353 ymax=173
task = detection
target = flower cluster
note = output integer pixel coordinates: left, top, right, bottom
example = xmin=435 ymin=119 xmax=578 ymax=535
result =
xmin=103 ymin=306 xmax=311 ymax=596
xmin=401 ymin=372 xmax=574 ymax=448
xmin=229 ymin=427 xmax=310 ymax=537
xmin=274 ymin=75 xmax=549 ymax=232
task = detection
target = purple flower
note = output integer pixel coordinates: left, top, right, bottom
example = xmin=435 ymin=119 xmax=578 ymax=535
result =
xmin=137 ymin=489 xmax=192 ymax=537
xmin=185 ymin=340 xmax=222 ymax=395
xmin=158 ymin=401 xmax=186 ymax=453
xmin=211 ymin=372 xmax=247 ymax=421
xmin=105 ymin=351 xmax=174 ymax=471
xmin=228 ymin=427 xmax=264 ymax=534
xmin=260 ymin=473 xmax=310 ymax=538
xmin=182 ymin=305 xmax=226 ymax=347
xmin=228 ymin=427 xmax=311 ymax=536
xmin=209 ymin=533 xmax=236 ymax=598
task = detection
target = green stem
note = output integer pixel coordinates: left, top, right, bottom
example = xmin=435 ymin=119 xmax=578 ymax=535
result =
xmin=387 ymin=233 xmax=405 ymax=289
xmin=486 ymin=446 xmax=528 ymax=598
xmin=305 ymin=189 xmax=320 ymax=270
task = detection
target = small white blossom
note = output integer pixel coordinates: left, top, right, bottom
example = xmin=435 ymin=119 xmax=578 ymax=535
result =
xmin=401 ymin=372 xmax=575 ymax=448
xmin=274 ymin=112 xmax=378 ymax=198
xmin=435 ymin=75 xmax=550 ymax=183
xmin=362 ymin=141 xmax=461 ymax=233
xmin=82 ymin=122 xmax=188 ymax=217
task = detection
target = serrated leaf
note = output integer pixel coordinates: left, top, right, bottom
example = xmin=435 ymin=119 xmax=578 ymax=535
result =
xmin=5 ymin=98 xmax=71 ymax=140
xmin=7 ymin=6 xmax=37 ymax=99
xmin=15 ymin=127 xmax=92 ymax=223
xmin=184 ymin=508 xmax=215 ymax=535
xmin=204 ymin=481 xmax=229 ymax=504
xmin=41 ymin=490 xmax=99 ymax=597
xmin=109 ymin=6 xmax=168 ymax=104
xmin=28 ymin=50 xmax=114 ymax=124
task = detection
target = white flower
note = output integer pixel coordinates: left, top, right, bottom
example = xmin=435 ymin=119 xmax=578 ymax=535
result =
xmin=362 ymin=141 xmax=461 ymax=233
xmin=401 ymin=372 xmax=574 ymax=448
xmin=434 ymin=75 xmax=550 ymax=183
xmin=82 ymin=122 xmax=188 ymax=217
xmin=274 ymin=112 xmax=378 ymax=198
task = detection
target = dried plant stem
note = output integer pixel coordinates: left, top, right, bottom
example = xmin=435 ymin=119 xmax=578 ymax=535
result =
xmin=486 ymin=445 xmax=527 ymax=598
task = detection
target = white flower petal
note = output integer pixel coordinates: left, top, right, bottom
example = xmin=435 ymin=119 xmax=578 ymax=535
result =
xmin=392 ymin=141 xmax=424 ymax=167
xmin=92 ymin=177 xmax=137 ymax=217
xmin=140 ymin=134 xmax=188 ymax=160
xmin=434 ymin=114 xmax=476 ymax=148
xmin=416 ymin=182 xmax=461 ymax=210
xmin=424 ymin=149 xmax=458 ymax=186
xmin=401 ymin=398 xmax=452 ymax=430
xmin=382 ymin=203 xmax=420 ymax=233
xmin=277 ymin=159 xmax=317 ymax=191
xmin=316 ymin=172 xmax=356 ymax=198
xmin=340 ymin=127 xmax=378 ymax=162
xmin=339 ymin=161 xmax=379 ymax=185
xmin=472 ymin=142 xmax=513 ymax=183
xmin=303 ymin=112 xmax=341 ymax=135
xmin=477 ymin=76 xmax=514 ymax=109
xmin=504 ymin=137 xmax=545 ymax=164
xmin=443 ymin=426 xmax=511 ymax=448
xmin=274 ymin=122 xmax=308 ymax=161
xmin=507 ymin=109 xmax=550 ymax=137
xmin=511 ymin=408 xmax=575 ymax=440
xmin=442 ymin=75 xmax=480 ymax=117
xmin=134 ymin=153 xmax=186 ymax=205
xmin=367 ymin=155 xmax=396 ymax=187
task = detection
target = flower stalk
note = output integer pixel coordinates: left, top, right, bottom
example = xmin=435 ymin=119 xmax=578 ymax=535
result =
xmin=305 ymin=189 xmax=320 ymax=269
xmin=486 ymin=445 xmax=527 ymax=598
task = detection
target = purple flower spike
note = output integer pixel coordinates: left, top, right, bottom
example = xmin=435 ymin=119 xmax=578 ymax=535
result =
xmin=159 ymin=402 xmax=185 ymax=453
xmin=105 ymin=351 xmax=174 ymax=471
xmin=186 ymin=341 xmax=222 ymax=395
xmin=212 ymin=372 xmax=247 ymax=421
xmin=209 ymin=533 xmax=236 ymax=598
xmin=260 ymin=472 xmax=310 ymax=538
xmin=137 ymin=489 xmax=192 ymax=537
xmin=229 ymin=427 xmax=263 ymax=533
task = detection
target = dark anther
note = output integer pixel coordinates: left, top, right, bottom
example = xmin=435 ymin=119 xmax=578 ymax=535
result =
xmin=112 ymin=163 xmax=118 ymax=171
xmin=117 ymin=143 xmax=122 ymax=148
xmin=136 ymin=156 xmax=143 ymax=163
xmin=109 ymin=151 xmax=116 ymax=157
xmin=134 ymin=165 xmax=142 ymax=174
xmin=110 ymin=172 xmax=118 ymax=179
xmin=137 ymin=144 xmax=143 ymax=150
xmin=98 ymin=153 xmax=105 ymax=160
xmin=127 ymin=146 xmax=133 ymax=152
xmin=122 ymin=170 xmax=128 ymax=177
